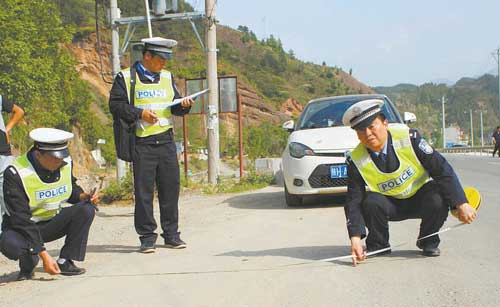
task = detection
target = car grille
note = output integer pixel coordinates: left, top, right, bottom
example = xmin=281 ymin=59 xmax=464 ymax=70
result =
xmin=308 ymin=163 xmax=348 ymax=188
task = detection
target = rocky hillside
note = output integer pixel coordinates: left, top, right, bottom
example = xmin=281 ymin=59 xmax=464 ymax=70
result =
xmin=68 ymin=26 xmax=374 ymax=134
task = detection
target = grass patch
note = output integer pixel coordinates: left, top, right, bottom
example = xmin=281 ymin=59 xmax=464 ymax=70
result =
xmin=101 ymin=168 xmax=274 ymax=205
xmin=101 ymin=171 xmax=134 ymax=204
xmin=203 ymin=172 xmax=274 ymax=194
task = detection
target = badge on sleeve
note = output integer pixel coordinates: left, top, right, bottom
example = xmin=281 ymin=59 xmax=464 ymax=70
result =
xmin=418 ymin=139 xmax=434 ymax=154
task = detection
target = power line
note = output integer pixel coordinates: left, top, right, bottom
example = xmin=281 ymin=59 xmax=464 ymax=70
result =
xmin=95 ymin=0 xmax=114 ymax=84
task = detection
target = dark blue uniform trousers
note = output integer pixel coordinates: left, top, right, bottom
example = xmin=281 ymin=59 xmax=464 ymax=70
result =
xmin=0 ymin=203 xmax=95 ymax=272
xmin=133 ymin=141 xmax=180 ymax=244
xmin=361 ymin=181 xmax=449 ymax=250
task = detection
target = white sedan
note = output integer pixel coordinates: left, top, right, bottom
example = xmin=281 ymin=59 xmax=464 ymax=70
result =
xmin=281 ymin=94 xmax=415 ymax=206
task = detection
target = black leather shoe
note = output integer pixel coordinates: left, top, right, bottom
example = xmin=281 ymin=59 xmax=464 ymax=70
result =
xmin=140 ymin=241 xmax=156 ymax=253
xmin=416 ymin=241 xmax=441 ymax=257
xmin=17 ymin=270 xmax=34 ymax=281
xmin=366 ymin=245 xmax=391 ymax=257
xmin=58 ymin=260 xmax=86 ymax=276
xmin=164 ymin=237 xmax=187 ymax=249
xmin=139 ymin=241 xmax=156 ymax=254
xmin=422 ymin=247 xmax=441 ymax=257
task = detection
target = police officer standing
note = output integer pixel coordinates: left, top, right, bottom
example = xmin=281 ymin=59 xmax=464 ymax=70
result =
xmin=0 ymin=94 xmax=24 ymax=232
xmin=109 ymin=37 xmax=193 ymax=253
xmin=342 ymin=99 xmax=477 ymax=265
xmin=0 ymin=128 xmax=99 ymax=280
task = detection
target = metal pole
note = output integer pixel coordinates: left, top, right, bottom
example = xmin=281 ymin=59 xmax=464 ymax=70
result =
xmin=206 ymin=0 xmax=219 ymax=184
xmin=480 ymin=111 xmax=484 ymax=147
xmin=470 ymin=109 xmax=474 ymax=147
xmin=442 ymin=96 xmax=446 ymax=148
xmin=110 ymin=0 xmax=127 ymax=181
xmin=183 ymin=114 xmax=189 ymax=184
xmin=144 ymin=0 xmax=153 ymax=38
xmin=498 ymin=49 xmax=500 ymax=115
xmin=238 ymin=94 xmax=244 ymax=179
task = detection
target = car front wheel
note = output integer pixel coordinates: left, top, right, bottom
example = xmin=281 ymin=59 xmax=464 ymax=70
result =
xmin=284 ymin=184 xmax=303 ymax=207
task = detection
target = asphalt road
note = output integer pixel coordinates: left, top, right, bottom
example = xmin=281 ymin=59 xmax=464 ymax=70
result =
xmin=0 ymin=154 xmax=499 ymax=307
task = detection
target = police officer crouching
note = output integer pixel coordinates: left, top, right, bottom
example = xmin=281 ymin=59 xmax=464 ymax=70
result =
xmin=342 ymin=99 xmax=477 ymax=265
xmin=0 ymin=128 xmax=99 ymax=280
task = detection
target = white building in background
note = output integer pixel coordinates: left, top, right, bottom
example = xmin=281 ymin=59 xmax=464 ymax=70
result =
xmin=445 ymin=126 xmax=467 ymax=147
xmin=91 ymin=138 xmax=107 ymax=168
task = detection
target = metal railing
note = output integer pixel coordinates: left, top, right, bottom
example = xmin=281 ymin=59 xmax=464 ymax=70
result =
xmin=438 ymin=145 xmax=494 ymax=155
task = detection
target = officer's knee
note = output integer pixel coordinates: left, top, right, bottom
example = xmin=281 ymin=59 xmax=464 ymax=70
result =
xmin=362 ymin=192 xmax=388 ymax=214
xmin=77 ymin=203 xmax=96 ymax=221
xmin=0 ymin=230 xmax=27 ymax=260
xmin=421 ymin=192 xmax=446 ymax=212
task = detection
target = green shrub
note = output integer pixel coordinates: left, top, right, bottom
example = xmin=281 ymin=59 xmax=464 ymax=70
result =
xmin=101 ymin=172 xmax=134 ymax=203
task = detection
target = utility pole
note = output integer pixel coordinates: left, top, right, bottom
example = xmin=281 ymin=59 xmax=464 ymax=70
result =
xmin=480 ymin=111 xmax=484 ymax=147
xmin=493 ymin=49 xmax=500 ymax=115
xmin=442 ymin=96 xmax=446 ymax=148
xmin=206 ymin=0 xmax=219 ymax=184
xmin=498 ymin=49 xmax=500 ymax=115
xmin=470 ymin=109 xmax=474 ymax=147
xmin=110 ymin=0 xmax=128 ymax=181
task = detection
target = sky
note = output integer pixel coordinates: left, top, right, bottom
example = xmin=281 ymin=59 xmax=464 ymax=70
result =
xmin=185 ymin=0 xmax=500 ymax=87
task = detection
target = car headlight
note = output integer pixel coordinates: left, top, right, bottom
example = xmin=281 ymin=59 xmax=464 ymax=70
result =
xmin=289 ymin=142 xmax=315 ymax=158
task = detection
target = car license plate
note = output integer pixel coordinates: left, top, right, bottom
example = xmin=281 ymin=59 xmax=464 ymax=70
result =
xmin=330 ymin=165 xmax=347 ymax=179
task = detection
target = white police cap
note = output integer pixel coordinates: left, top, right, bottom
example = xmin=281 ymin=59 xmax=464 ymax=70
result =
xmin=30 ymin=128 xmax=74 ymax=159
xmin=342 ymin=99 xmax=384 ymax=129
xmin=141 ymin=37 xmax=178 ymax=59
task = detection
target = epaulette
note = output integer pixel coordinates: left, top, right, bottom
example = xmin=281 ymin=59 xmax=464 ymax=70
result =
xmin=409 ymin=129 xmax=419 ymax=139
xmin=345 ymin=156 xmax=353 ymax=165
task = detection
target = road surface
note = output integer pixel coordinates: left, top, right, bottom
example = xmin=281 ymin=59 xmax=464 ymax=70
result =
xmin=1 ymin=154 xmax=499 ymax=306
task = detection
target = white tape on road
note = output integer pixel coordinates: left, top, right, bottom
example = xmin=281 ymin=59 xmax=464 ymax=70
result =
xmin=285 ymin=222 xmax=467 ymax=267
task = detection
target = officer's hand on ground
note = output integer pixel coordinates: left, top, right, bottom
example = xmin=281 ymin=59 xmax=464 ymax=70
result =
xmin=456 ymin=203 xmax=477 ymax=224
xmin=350 ymin=236 xmax=366 ymax=266
xmin=39 ymin=251 xmax=61 ymax=275
xmin=181 ymin=98 xmax=195 ymax=108
xmin=141 ymin=109 xmax=159 ymax=124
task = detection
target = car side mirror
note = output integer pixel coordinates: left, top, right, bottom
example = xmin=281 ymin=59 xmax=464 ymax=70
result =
xmin=403 ymin=112 xmax=417 ymax=124
xmin=282 ymin=120 xmax=295 ymax=132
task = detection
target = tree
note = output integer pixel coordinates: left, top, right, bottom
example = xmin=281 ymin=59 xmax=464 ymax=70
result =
xmin=0 ymin=0 xmax=110 ymax=157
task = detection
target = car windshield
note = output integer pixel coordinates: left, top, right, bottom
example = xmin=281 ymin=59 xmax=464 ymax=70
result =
xmin=296 ymin=97 xmax=401 ymax=130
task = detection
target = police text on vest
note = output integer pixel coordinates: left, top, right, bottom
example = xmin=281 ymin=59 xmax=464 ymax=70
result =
xmin=377 ymin=167 xmax=415 ymax=192
xmin=136 ymin=90 xmax=167 ymax=99
xmin=35 ymin=185 xmax=69 ymax=200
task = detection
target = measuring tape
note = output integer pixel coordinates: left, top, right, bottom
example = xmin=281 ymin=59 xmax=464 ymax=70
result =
xmin=286 ymin=187 xmax=481 ymax=266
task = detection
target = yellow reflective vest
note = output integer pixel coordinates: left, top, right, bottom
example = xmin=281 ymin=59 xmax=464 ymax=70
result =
xmin=350 ymin=124 xmax=431 ymax=199
xmin=12 ymin=154 xmax=72 ymax=222
xmin=121 ymin=68 xmax=175 ymax=137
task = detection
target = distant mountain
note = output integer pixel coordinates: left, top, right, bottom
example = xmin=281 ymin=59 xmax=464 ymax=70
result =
xmin=375 ymin=83 xmax=418 ymax=95
xmin=374 ymin=74 xmax=499 ymax=146
xmin=429 ymin=78 xmax=455 ymax=86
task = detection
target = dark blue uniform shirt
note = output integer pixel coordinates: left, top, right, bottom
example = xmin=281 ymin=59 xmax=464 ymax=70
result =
xmin=344 ymin=129 xmax=467 ymax=239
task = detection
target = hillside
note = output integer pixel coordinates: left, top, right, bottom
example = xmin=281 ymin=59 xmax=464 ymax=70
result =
xmin=374 ymin=75 xmax=500 ymax=145
xmin=0 ymin=0 xmax=406 ymax=171
xmin=65 ymin=3 xmax=376 ymax=156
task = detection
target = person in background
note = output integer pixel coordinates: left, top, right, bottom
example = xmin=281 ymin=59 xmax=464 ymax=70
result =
xmin=491 ymin=126 xmax=500 ymax=157
xmin=0 ymin=94 xmax=24 ymax=233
